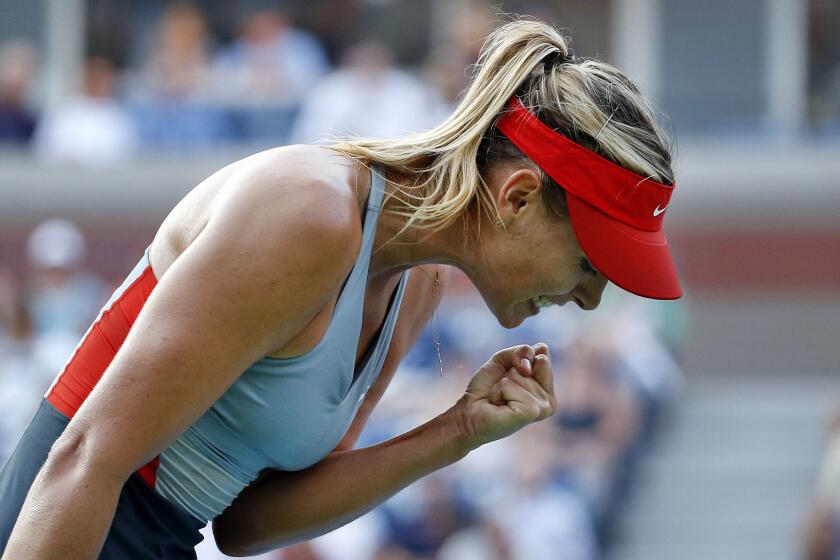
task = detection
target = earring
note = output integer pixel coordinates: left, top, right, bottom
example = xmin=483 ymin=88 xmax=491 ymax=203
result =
xmin=495 ymin=217 xmax=507 ymax=230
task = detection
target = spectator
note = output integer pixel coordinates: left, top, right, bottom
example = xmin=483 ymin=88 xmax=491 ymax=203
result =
xmin=491 ymin=485 xmax=597 ymax=560
xmin=309 ymin=510 xmax=389 ymax=560
xmin=0 ymin=40 xmax=38 ymax=144
xmin=438 ymin=517 xmax=512 ymax=560
xmin=289 ymin=40 xmax=447 ymax=144
xmin=136 ymin=2 xmax=212 ymax=101
xmin=33 ymin=56 xmax=138 ymax=166
xmin=421 ymin=1 xmax=495 ymax=108
xmin=129 ymin=2 xmax=230 ymax=150
xmin=23 ymin=219 xmax=107 ymax=337
xmin=378 ymin=475 xmax=470 ymax=557
xmin=551 ymin=329 xmax=644 ymax=537
xmin=210 ymin=7 xmax=329 ymax=107
xmin=0 ymin=273 xmax=53 ymax=463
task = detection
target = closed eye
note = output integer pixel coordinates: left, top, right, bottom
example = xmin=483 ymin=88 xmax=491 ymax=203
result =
xmin=580 ymin=257 xmax=598 ymax=277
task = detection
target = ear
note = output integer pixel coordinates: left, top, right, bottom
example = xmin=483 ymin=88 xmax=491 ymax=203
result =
xmin=497 ymin=167 xmax=543 ymax=221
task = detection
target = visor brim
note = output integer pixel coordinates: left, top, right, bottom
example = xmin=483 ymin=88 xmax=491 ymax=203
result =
xmin=566 ymin=193 xmax=683 ymax=300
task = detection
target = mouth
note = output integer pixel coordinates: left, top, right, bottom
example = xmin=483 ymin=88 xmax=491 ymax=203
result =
xmin=527 ymin=295 xmax=575 ymax=313
xmin=526 ymin=295 xmax=554 ymax=316
xmin=527 ymin=298 xmax=538 ymax=316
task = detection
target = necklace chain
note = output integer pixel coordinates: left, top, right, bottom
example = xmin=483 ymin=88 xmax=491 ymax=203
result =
xmin=433 ymin=268 xmax=444 ymax=377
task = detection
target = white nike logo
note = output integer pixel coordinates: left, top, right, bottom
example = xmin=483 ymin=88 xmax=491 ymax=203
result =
xmin=653 ymin=203 xmax=669 ymax=217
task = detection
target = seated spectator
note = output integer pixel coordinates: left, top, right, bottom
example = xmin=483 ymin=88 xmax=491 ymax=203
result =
xmin=491 ymin=485 xmax=597 ymax=560
xmin=210 ymin=6 xmax=329 ymax=107
xmin=136 ymin=2 xmax=212 ymax=101
xmin=309 ymin=509 xmax=389 ymax=560
xmin=23 ymin=219 xmax=107 ymax=337
xmin=289 ymin=40 xmax=448 ymax=144
xmin=208 ymin=6 xmax=330 ymax=144
xmin=552 ymin=331 xmax=644 ymax=534
xmin=0 ymin=40 xmax=38 ymax=145
xmin=378 ymin=475 xmax=471 ymax=557
xmin=128 ymin=2 xmax=231 ymax=151
xmin=33 ymin=56 xmax=138 ymax=166
xmin=0 ymin=273 xmax=55 ymax=463
xmin=479 ymin=420 xmax=598 ymax=560
xmin=421 ymin=1 xmax=495 ymax=107
xmin=437 ymin=517 xmax=511 ymax=560
xmin=587 ymin=290 xmax=685 ymax=436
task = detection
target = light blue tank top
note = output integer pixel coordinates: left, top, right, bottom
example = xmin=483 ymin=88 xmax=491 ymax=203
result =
xmin=152 ymin=164 xmax=411 ymax=521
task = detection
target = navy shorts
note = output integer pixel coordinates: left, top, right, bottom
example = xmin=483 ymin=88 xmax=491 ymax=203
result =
xmin=0 ymin=399 xmax=205 ymax=559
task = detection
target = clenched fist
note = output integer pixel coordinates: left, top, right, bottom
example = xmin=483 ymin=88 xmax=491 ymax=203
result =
xmin=450 ymin=343 xmax=557 ymax=451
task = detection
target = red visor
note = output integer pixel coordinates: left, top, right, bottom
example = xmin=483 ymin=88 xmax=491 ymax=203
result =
xmin=496 ymin=95 xmax=682 ymax=300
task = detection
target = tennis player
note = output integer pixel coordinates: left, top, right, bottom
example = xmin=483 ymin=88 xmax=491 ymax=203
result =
xmin=0 ymin=17 xmax=680 ymax=559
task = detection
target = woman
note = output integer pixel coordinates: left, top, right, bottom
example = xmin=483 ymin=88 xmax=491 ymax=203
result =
xmin=0 ymin=17 xmax=680 ymax=559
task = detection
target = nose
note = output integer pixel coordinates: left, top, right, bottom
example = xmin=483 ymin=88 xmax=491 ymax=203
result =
xmin=572 ymin=274 xmax=608 ymax=310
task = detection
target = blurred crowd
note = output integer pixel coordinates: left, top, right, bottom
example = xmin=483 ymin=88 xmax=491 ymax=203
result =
xmin=0 ymin=220 xmax=109 ymax=460
xmin=0 ymin=218 xmax=689 ymax=560
xmin=0 ymin=1 xmax=506 ymax=166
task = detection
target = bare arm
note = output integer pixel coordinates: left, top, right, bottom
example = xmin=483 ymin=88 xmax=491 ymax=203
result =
xmin=214 ymin=406 xmax=469 ymax=556
xmin=211 ymin=339 xmax=557 ymax=557
xmin=2 ymin=154 xmax=362 ymax=560
xmin=213 ymin=263 xmax=451 ymax=555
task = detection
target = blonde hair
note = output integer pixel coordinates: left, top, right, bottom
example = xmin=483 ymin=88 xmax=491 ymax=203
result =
xmin=323 ymin=15 xmax=675 ymax=246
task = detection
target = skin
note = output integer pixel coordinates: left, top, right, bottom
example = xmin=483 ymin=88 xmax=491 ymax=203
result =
xmin=2 ymin=144 xmax=607 ymax=558
xmin=460 ymin=162 xmax=608 ymax=327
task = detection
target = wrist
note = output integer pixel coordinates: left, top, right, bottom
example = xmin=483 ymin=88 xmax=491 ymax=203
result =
xmin=440 ymin=402 xmax=480 ymax=456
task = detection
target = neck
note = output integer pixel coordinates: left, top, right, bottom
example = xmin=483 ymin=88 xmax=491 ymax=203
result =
xmin=366 ymin=166 xmax=475 ymax=280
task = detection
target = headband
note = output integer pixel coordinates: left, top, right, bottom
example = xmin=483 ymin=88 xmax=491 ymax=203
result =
xmin=496 ymin=95 xmax=675 ymax=231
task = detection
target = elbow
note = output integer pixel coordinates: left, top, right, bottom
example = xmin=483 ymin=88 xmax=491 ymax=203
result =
xmin=43 ymin=427 xmax=129 ymax=489
xmin=215 ymin=540 xmax=248 ymax=557
xmin=213 ymin=518 xmax=255 ymax=557
xmin=213 ymin=516 xmax=300 ymax=557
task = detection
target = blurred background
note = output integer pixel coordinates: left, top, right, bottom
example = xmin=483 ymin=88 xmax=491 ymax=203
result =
xmin=0 ymin=0 xmax=838 ymax=559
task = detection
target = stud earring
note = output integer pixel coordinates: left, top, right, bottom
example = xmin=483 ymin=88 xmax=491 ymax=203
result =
xmin=495 ymin=217 xmax=507 ymax=230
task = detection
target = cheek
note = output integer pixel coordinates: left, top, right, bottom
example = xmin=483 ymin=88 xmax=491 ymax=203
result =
xmin=534 ymin=255 xmax=580 ymax=294
xmin=485 ymin=251 xmax=530 ymax=295
xmin=531 ymin=222 xmax=584 ymax=292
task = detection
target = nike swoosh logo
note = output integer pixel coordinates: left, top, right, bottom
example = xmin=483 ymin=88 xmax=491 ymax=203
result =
xmin=653 ymin=204 xmax=669 ymax=217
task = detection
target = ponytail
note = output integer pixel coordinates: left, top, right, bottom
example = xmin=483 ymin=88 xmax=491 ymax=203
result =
xmin=323 ymin=15 xmax=674 ymax=246
xmin=322 ymin=17 xmax=563 ymax=244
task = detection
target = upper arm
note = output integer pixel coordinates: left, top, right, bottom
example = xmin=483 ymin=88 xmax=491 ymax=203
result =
xmin=331 ymin=264 xmax=452 ymax=453
xmin=57 ymin=154 xmax=362 ymax=479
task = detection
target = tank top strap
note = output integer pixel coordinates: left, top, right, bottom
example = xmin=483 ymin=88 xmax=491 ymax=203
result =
xmin=368 ymin=163 xmax=387 ymax=210
xmin=330 ymin=163 xmax=387 ymax=317
xmin=351 ymin=163 xmax=386 ymax=267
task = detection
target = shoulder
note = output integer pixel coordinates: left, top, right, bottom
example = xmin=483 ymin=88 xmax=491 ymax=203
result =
xmin=206 ymin=144 xmax=367 ymax=286
xmin=216 ymin=144 xmax=362 ymax=219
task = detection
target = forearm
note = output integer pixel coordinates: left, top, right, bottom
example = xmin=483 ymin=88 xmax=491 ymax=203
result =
xmin=2 ymin=450 xmax=124 ymax=560
xmin=213 ymin=407 xmax=471 ymax=556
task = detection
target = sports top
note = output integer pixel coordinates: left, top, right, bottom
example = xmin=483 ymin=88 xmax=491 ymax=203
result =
xmin=45 ymin=163 xmax=411 ymax=522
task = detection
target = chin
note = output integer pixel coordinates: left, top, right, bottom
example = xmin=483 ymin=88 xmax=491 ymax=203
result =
xmin=492 ymin=304 xmax=527 ymax=330
xmin=499 ymin=315 xmax=526 ymax=329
